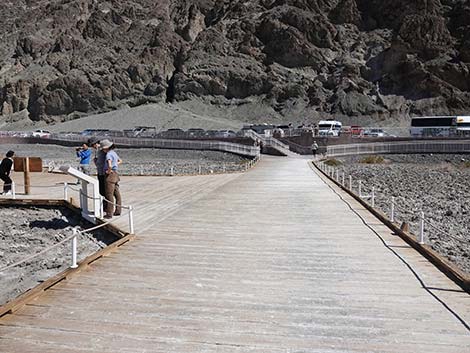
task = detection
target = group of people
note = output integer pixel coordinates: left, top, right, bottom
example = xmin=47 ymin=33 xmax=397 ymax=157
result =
xmin=76 ymin=139 xmax=122 ymax=219
xmin=0 ymin=140 xmax=122 ymax=219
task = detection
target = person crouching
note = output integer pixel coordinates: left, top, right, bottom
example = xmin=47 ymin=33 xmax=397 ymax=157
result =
xmin=100 ymin=140 xmax=122 ymax=219
xmin=0 ymin=150 xmax=15 ymax=195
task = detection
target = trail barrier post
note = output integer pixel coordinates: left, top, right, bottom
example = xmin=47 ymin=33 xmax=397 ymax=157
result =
xmin=71 ymin=228 xmax=78 ymax=269
xmin=419 ymin=211 xmax=425 ymax=245
xmin=63 ymin=182 xmax=68 ymax=201
xmin=129 ymin=206 xmax=135 ymax=234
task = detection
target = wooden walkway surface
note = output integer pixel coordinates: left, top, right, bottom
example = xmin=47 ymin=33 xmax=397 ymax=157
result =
xmin=0 ymin=156 xmax=469 ymax=352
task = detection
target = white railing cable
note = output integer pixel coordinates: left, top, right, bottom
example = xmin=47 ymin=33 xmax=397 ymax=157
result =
xmin=317 ymin=162 xmax=469 ymax=247
xmin=0 ymin=210 xmax=132 ymax=274
xmin=0 ymin=233 xmax=76 ymax=273
xmin=424 ymin=219 xmax=469 ymax=244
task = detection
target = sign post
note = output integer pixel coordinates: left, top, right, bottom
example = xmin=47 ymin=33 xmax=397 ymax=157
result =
xmin=23 ymin=157 xmax=31 ymax=195
xmin=13 ymin=157 xmax=42 ymax=195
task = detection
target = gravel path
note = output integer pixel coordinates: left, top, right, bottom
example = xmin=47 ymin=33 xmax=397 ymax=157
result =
xmin=335 ymin=154 xmax=470 ymax=273
xmin=1 ymin=144 xmax=251 ymax=175
xmin=0 ymin=206 xmax=117 ymax=305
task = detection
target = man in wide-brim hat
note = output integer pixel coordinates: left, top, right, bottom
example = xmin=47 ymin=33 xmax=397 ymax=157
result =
xmin=101 ymin=139 xmax=122 ymax=219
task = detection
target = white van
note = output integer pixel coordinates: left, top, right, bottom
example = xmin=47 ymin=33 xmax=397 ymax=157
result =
xmin=318 ymin=120 xmax=342 ymax=137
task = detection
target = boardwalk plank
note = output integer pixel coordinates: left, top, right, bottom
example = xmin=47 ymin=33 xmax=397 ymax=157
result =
xmin=1 ymin=156 xmax=469 ymax=352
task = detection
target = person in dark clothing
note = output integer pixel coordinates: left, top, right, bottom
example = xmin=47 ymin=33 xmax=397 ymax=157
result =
xmin=89 ymin=139 xmax=106 ymax=196
xmin=0 ymin=150 xmax=15 ymax=194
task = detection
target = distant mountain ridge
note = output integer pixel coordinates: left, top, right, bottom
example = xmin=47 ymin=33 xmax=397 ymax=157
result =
xmin=1 ymin=0 xmax=469 ymax=126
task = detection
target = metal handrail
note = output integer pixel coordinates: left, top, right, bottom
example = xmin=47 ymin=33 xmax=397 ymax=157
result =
xmin=242 ymin=130 xmax=293 ymax=155
xmin=48 ymin=133 xmax=260 ymax=158
xmin=316 ymin=161 xmax=469 ymax=246
xmin=327 ymin=140 xmax=470 ymax=157
xmin=0 ymin=209 xmax=132 ymax=273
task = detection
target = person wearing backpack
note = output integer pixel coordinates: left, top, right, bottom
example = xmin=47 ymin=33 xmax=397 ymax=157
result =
xmin=0 ymin=150 xmax=15 ymax=195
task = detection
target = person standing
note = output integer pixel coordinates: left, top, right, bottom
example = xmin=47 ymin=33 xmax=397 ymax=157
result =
xmin=89 ymin=139 xmax=106 ymax=196
xmin=101 ymin=140 xmax=122 ymax=219
xmin=311 ymin=141 xmax=319 ymax=156
xmin=0 ymin=150 xmax=15 ymax=195
xmin=76 ymin=142 xmax=92 ymax=175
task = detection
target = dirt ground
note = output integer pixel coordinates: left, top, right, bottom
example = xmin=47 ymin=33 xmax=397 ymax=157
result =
xmin=0 ymin=206 xmax=117 ymax=305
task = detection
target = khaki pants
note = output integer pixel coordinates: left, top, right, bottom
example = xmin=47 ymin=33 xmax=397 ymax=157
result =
xmin=105 ymin=171 xmax=122 ymax=216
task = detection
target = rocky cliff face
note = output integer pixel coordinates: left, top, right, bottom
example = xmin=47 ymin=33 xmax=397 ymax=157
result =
xmin=1 ymin=0 xmax=470 ymax=125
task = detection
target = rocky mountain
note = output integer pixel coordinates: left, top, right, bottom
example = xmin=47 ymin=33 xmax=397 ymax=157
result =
xmin=1 ymin=0 xmax=470 ymax=126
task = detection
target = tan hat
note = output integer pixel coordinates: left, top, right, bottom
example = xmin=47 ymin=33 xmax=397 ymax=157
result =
xmin=100 ymin=139 xmax=113 ymax=149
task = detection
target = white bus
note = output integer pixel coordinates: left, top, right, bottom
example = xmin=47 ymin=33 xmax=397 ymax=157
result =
xmin=410 ymin=116 xmax=457 ymax=137
xmin=456 ymin=116 xmax=470 ymax=136
xmin=318 ymin=120 xmax=342 ymax=137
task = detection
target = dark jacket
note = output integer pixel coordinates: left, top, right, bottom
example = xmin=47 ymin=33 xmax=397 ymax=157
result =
xmin=0 ymin=158 xmax=13 ymax=175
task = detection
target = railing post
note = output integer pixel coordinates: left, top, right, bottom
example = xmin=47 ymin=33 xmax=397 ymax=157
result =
xmin=390 ymin=197 xmax=395 ymax=222
xmin=342 ymin=172 xmax=345 ymax=186
xmin=349 ymin=175 xmax=352 ymax=190
xmin=198 ymin=165 xmax=202 ymax=175
xmin=128 ymin=205 xmax=135 ymax=234
xmin=100 ymin=196 xmax=105 ymax=219
xmin=170 ymin=166 xmax=174 ymax=176
xmin=71 ymin=228 xmax=78 ymax=269
xmin=336 ymin=170 xmax=339 ymax=182
xmin=419 ymin=211 xmax=425 ymax=245
xmin=358 ymin=180 xmax=362 ymax=197
xmin=12 ymin=182 xmax=16 ymax=199
xmin=63 ymin=182 xmax=68 ymax=202
xmin=371 ymin=187 xmax=375 ymax=208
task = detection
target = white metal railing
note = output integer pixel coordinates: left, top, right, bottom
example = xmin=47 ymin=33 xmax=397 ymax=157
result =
xmin=1 ymin=181 xmax=135 ymax=233
xmin=47 ymin=133 xmax=260 ymax=158
xmin=0 ymin=180 xmax=135 ymax=277
xmin=327 ymin=140 xmax=470 ymax=157
xmin=0 ymin=209 xmax=133 ymax=275
xmin=316 ymin=161 xmax=469 ymax=248
xmin=242 ymin=130 xmax=294 ymax=156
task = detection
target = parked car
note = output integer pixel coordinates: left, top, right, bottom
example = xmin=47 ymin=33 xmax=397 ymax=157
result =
xmin=81 ymin=129 xmax=111 ymax=137
xmin=204 ymin=130 xmax=218 ymax=137
xmin=216 ymin=130 xmax=236 ymax=138
xmin=363 ymin=128 xmax=385 ymax=137
xmin=12 ymin=132 xmax=30 ymax=138
xmin=124 ymin=126 xmax=157 ymax=138
xmin=31 ymin=129 xmax=51 ymax=138
xmin=158 ymin=128 xmax=185 ymax=138
xmin=187 ymin=128 xmax=205 ymax=138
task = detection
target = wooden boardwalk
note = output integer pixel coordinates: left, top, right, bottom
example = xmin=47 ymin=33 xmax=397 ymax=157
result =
xmin=0 ymin=157 xmax=469 ymax=352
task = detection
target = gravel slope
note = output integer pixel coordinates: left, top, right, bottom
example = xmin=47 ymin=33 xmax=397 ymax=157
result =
xmin=0 ymin=207 xmax=116 ymax=305
xmin=337 ymin=154 xmax=470 ymax=273
xmin=46 ymin=101 xmax=246 ymax=132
